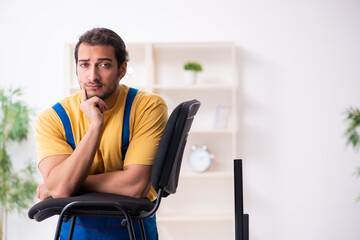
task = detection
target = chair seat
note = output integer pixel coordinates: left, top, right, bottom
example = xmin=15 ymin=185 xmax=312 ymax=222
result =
xmin=28 ymin=99 xmax=201 ymax=239
xmin=28 ymin=192 xmax=155 ymax=222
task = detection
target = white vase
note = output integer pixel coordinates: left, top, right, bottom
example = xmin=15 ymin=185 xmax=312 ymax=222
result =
xmin=184 ymin=70 xmax=197 ymax=85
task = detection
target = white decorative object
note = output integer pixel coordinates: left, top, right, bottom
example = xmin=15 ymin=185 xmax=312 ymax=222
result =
xmin=184 ymin=70 xmax=197 ymax=85
xmin=214 ymin=105 xmax=232 ymax=129
xmin=189 ymin=145 xmax=214 ymax=172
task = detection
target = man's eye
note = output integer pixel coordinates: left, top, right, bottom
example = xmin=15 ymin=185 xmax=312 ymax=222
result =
xmin=79 ymin=63 xmax=88 ymax=68
xmin=100 ymin=63 xmax=110 ymax=68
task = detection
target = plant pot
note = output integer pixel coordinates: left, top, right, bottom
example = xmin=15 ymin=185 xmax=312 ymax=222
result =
xmin=184 ymin=70 xmax=197 ymax=85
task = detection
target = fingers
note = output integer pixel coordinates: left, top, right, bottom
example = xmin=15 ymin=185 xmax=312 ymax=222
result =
xmin=36 ymin=183 xmax=50 ymax=201
xmin=36 ymin=183 xmax=41 ymax=199
xmin=80 ymin=85 xmax=108 ymax=112
xmin=84 ymin=96 xmax=108 ymax=113
xmin=97 ymin=101 xmax=109 ymax=113
xmin=82 ymin=86 xmax=88 ymax=102
xmin=79 ymin=83 xmax=108 ymax=124
xmin=96 ymin=102 xmax=104 ymax=113
xmin=80 ymin=95 xmax=109 ymax=125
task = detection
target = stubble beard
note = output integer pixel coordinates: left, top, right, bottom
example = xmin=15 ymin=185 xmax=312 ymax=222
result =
xmin=98 ymin=82 xmax=118 ymax=101
xmin=81 ymin=77 xmax=120 ymax=101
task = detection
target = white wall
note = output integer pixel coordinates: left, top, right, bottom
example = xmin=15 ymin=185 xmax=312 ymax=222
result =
xmin=1 ymin=0 xmax=360 ymax=239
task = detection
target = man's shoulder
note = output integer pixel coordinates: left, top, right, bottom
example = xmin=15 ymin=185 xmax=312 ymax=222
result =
xmin=135 ymin=90 xmax=167 ymax=108
xmin=58 ymin=91 xmax=82 ymax=112
xmin=37 ymin=91 xmax=82 ymax=124
xmin=120 ymin=84 xmax=167 ymax=109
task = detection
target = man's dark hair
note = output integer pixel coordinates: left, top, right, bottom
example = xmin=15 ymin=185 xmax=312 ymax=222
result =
xmin=74 ymin=28 xmax=129 ymax=71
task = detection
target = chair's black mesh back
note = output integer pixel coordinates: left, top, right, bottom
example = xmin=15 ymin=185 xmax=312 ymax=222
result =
xmin=151 ymin=99 xmax=200 ymax=197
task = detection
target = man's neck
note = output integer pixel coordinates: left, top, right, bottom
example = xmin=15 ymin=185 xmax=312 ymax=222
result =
xmin=104 ymin=86 xmax=120 ymax=110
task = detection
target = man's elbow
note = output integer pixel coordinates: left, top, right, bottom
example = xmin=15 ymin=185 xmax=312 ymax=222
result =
xmin=128 ymin=183 xmax=151 ymax=199
xmin=49 ymin=186 xmax=75 ymax=199
xmin=51 ymin=192 xmax=72 ymax=199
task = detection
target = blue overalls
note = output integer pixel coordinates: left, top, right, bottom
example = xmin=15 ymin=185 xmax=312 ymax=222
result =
xmin=52 ymin=88 xmax=158 ymax=240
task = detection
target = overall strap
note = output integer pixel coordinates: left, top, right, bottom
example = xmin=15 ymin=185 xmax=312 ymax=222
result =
xmin=55 ymin=88 xmax=140 ymax=233
xmin=51 ymin=87 xmax=138 ymax=156
xmin=122 ymin=87 xmax=139 ymax=158
xmin=52 ymin=102 xmax=76 ymax=150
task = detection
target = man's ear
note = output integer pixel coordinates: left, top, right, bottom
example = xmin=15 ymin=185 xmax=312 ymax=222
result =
xmin=118 ymin=61 xmax=127 ymax=79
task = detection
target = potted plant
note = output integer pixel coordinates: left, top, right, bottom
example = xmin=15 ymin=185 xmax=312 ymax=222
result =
xmin=183 ymin=62 xmax=203 ymax=85
xmin=0 ymin=87 xmax=37 ymax=240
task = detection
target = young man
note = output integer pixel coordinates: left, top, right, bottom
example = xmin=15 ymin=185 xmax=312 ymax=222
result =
xmin=35 ymin=28 xmax=167 ymax=239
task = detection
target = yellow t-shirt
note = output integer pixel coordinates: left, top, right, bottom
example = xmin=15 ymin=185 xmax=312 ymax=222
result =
xmin=35 ymin=84 xmax=168 ymax=201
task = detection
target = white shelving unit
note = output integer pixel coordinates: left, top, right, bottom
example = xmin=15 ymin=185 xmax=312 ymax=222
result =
xmin=65 ymin=42 xmax=238 ymax=239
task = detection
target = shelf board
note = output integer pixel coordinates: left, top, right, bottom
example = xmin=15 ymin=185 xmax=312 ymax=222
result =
xmin=179 ymin=171 xmax=233 ymax=178
xmin=156 ymin=213 xmax=233 ymax=222
xmin=152 ymin=42 xmax=235 ymax=49
xmin=190 ymin=128 xmax=235 ymax=134
xmin=151 ymin=84 xmax=236 ymax=91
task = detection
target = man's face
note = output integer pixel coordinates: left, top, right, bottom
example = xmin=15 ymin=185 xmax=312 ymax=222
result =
xmin=77 ymin=43 xmax=126 ymax=100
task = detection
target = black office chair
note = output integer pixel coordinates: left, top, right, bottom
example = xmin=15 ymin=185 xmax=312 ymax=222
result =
xmin=28 ymin=99 xmax=201 ymax=240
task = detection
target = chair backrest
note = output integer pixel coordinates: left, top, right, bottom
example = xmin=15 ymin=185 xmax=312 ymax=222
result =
xmin=151 ymin=99 xmax=200 ymax=197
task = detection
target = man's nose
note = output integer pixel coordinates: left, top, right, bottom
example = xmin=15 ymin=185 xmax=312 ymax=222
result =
xmin=88 ymin=66 xmax=100 ymax=81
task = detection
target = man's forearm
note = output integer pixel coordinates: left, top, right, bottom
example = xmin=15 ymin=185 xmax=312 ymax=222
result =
xmin=83 ymin=165 xmax=152 ymax=198
xmin=41 ymin=123 xmax=103 ymax=198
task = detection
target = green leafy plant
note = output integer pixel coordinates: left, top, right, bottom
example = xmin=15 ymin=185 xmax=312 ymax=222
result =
xmin=344 ymin=106 xmax=360 ymax=201
xmin=184 ymin=62 xmax=203 ymax=72
xmin=0 ymin=87 xmax=37 ymax=240
xmin=344 ymin=106 xmax=360 ymax=151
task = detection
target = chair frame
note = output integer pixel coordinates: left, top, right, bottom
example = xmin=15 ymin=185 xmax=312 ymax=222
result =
xmin=54 ymin=188 xmax=165 ymax=240
xmin=29 ymin=99 xmax=201 ymax=240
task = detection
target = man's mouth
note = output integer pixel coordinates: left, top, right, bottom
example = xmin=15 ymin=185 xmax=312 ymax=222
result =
xmin=86 ymin=84 xmax=102 ymax=90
